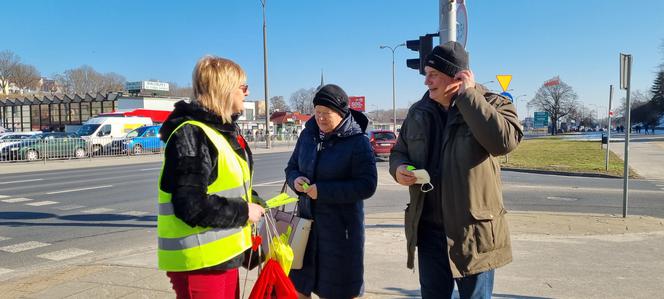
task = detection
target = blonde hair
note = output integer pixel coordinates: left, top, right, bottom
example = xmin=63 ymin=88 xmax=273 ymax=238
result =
xmin=192 ymin=55 xmax=247 ymax=124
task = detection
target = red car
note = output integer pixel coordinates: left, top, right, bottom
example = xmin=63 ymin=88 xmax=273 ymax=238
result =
xmin=367 ymin=130 xmax=397 ymax=158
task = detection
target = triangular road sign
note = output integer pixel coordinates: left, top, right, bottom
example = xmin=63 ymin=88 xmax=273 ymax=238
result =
xmin=496 ymin=75 xmax=512 ymax=92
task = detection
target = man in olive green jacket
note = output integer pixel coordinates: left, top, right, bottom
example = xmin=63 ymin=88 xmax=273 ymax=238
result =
xmin=389 ymin=41 xmax=522 ymax=299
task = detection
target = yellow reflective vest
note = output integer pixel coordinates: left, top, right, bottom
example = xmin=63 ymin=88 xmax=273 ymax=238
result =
xmin=157 ymin=120 xmax=252 ymax=271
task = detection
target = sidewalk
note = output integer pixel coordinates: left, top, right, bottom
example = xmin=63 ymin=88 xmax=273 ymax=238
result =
xmin=1 ymin=211 xmax=663 ymax=298
xmin=606 ymin=135 xmax=664 ymax=181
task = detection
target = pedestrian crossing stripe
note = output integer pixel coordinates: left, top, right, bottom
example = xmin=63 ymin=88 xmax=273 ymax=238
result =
xmin=81 ymin=208 xmax=115 ymax=214
xmin=53 ymin=204 xmax=86 ymax=211
xmin=0 ymin=195 xmax=9 ymax=199
xmin=0 ymin=268 xmax=13 ymax=275
xmin=0 ymin=241 xmax=51 ymax=253
xmin=26 ymin=201 xmax=59 ymax=206
xmin=0 ymin=236 xmax=10 ymax=242
xmin=37 ymin=248 xmax=93 ymax=261
xmin=1 ymin=197 xmax=32 ymax=203
xmin=120 ymin=211 xmax=149 ymax=216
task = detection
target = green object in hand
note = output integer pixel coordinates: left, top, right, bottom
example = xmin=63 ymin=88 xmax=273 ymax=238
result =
xmin=302 ymin=182 xmax=310 ymax=190
xmin=406 ymin=165 xmax=416 ymax=171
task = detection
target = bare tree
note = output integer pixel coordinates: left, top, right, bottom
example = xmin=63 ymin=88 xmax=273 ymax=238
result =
xmin=289 ymin=88 xmax=316 ymax=114
xmin=55 ymin=65 xmax=125 ymax=95
xmin=0 ymin=50 xmax=21 ymax=93
xmin=528 ymin=78 xmax=578 ymax=135
xmin=270 ymin=96 xmax=288 ymax=113
xmin=11 ymin=63 xmax=41 ymax=92
xmin=167 ymin=81 xmax=192 ymax=98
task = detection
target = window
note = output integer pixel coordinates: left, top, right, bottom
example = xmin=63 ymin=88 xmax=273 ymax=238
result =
xmin=99 ymin=125 xmax=112 ymax=136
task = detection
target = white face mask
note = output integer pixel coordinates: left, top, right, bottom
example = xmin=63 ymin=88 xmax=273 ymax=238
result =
xmin=412 ymin=169 xmax=434 ymax=193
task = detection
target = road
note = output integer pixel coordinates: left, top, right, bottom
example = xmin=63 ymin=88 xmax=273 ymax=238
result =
xmin=0 ymin=152 xmax=663 ymax=280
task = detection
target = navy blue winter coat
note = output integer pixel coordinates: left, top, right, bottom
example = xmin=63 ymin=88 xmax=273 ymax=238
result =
xmin=285 ymin=109 xmax=377 ymax=299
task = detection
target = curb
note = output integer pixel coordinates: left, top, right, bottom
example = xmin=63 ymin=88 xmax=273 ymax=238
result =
xmin=502 ymin=167 xmax=628 ymax=179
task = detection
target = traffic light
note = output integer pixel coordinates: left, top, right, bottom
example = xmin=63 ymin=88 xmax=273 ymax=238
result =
xmin=406 ymin=34 xmax=434 ymax=75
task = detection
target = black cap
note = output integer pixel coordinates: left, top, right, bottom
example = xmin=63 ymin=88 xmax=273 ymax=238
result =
xmin=312 ymin=84 xmax=349 ymax=116
xmin=425 ymin=41 xmax=469 ymax=77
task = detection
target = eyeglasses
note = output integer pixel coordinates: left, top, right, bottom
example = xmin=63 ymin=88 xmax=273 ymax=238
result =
xmin=240 ymin=84 xmax=249 ymax=93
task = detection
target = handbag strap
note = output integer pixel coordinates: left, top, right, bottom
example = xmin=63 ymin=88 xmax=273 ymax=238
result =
xmin=280 ymin=180 xmax=299 ymax=216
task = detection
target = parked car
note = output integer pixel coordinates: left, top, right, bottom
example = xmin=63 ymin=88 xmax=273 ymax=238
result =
xmin=367 ymin=130 xmax=397 ymax=158
xmin=0 ymin=131 xmax=42 ymax=153
xmin=0 ymin=132 xmax=87 ymax=161
xmin=110 ymin=125 xmax=164 ymax=155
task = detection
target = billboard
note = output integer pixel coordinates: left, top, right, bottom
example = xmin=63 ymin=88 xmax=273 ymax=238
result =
xmin=349 ymin=96 xmax=365 ymax=112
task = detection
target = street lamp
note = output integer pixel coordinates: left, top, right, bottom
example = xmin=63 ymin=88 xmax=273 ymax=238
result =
xmin=380 ymin=43 xmax=405 ymax=132
xmin=260 ymin=0 xmax=271 ymax=148
xmin=515 ymin=94 xmax=527 ymax=119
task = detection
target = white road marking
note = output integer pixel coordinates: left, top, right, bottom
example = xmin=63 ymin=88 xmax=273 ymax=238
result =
xmin=37 ymin=248 xmax=93 ymax=261
xmin=0 ymin=268 xmax=13 ymax=275
xmin=0 ymin=241 xmax=51 ymax=253
xmin=120 ymin=211 xmax=149 ymax=216
xmin=26 ymin=201 xmax=59 ymax=206
xmin=0 ymin=236 xmax=11 ymax=242
xmin=0 ymin=195 xmax=9 ymax=199
xmin=1 ymin=197 xmax=32 ymax=203
xmin=139 ymin=167 xmax=161 ymax=171
xmin=253 ymin=180 xmax=285 ymax=187
xmin=46 ymin=185 xmax=113 ymax=195
xmin=0 ymin=179 xmax=43 ymax=185
xmin=81 ymin=208 xmax=115 ymax=214
xmin=53 ymin=204 xmax=86 ymax=211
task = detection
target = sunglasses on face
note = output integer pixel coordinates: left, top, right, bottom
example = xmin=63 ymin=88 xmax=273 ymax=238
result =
xmin=240 ymin=84 xmax=249 ymax=93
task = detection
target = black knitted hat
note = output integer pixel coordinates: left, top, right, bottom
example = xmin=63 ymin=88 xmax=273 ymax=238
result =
xmin=425 ymin=41 xmax=469 ymax=77
xmin=312 ymin=84 xmax=349 ymax=116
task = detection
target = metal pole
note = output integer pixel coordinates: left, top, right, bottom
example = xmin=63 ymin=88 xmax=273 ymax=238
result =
xmin=391 ymin=50 xmax=396 ymax=132
xmin=261 ymin=0 xmax=271 ymax=149
xmin=605 ymin=85 xmax=613 ymax=172
xmin=440 ymin=0 xmax=456 ymax=44
xmin=622 ymin=55 xmax=632 ymax=218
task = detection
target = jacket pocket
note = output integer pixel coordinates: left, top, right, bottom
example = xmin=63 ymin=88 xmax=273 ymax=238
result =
xmin=470 ymin=208 xmax=506 ymax=254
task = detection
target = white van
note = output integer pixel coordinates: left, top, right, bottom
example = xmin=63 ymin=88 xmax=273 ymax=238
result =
xmin=77 ymin=116 xmax=153 ymax=153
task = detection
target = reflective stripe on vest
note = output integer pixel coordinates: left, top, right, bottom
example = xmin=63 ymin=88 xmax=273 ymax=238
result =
xmin=158 ymin=182 xmax=250 ymax=216
xmin=157 ymin=120 xmax=252 ymax=271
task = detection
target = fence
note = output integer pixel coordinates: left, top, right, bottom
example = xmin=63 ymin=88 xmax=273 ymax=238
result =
xmin=0 ymin=134 xmax=299 ymax=163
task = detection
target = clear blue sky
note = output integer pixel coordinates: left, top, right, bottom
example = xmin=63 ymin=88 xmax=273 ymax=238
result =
xmin=4 ymin=0 xmax=664 ymax=119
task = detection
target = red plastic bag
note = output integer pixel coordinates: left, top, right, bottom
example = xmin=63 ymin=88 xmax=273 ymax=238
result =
xmin=249 ymin=259 xmax=297 ymax=299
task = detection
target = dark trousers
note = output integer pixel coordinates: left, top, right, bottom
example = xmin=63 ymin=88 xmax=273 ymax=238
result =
xmin=417 ymin=223 xmax=495 ymax=299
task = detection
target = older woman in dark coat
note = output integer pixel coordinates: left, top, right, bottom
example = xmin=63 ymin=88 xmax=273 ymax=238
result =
xmin=285 ymin=84 xmax=377 ymax=299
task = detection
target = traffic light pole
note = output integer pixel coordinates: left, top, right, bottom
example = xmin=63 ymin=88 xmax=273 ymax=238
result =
xmin=440 ymin=0 xmax=457 ymax=44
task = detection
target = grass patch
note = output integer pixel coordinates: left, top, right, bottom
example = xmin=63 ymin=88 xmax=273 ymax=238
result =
xmin=500 ymin=138 xmax=637 ymax=177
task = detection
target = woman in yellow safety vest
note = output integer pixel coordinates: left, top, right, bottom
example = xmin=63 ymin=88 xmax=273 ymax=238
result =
xmin=157 ymin=55 xmax=265 ymax=298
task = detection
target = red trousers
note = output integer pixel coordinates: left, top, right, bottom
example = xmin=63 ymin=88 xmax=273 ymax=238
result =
xmin=167 ymin=268 xmax=239 ymax=299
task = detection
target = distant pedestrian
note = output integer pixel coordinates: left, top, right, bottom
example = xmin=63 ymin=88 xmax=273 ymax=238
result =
xmin=390 ymin=41 xmax=522 ymax=299
xmin=285 ymin=84 xmax=377 ymax=299
xmin=157 ymin=55 xmax=265 ymax=298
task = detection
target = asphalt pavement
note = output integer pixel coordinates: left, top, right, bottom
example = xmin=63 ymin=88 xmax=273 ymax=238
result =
xmin=1 ymin=139 xmax=664 ymax=298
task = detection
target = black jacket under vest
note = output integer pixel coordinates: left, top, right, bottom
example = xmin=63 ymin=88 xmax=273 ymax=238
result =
xmin=159 ymin=100 xmax=254 ymax=270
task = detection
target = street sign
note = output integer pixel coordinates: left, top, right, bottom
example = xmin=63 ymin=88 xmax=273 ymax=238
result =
xmin=349 ymin=96 xmax=366 ymax=112
xmin=500 ymin=92 xmax=513 ymax=102
xmin=456 ymin=0 xmax=468 ymax=47
xmin=496 ymin=75 xmax=512 ymax=92
xmin=620 ymin=53 xmax=631 ymax=90
xmin=534 ymin=111 xmax=549 ymax=128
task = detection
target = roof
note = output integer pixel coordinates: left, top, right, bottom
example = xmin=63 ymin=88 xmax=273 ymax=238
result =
xmin=269 ymin=111 xmax=312 ymax=124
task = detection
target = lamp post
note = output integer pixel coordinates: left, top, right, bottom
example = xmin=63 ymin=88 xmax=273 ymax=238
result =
xmin=380 ymin=43 xmax=405 ymax=132
xmin=515 ymin=94 xmax=527 ymax=117
xmin=260 ymin=0 xmax=271 ymax=148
